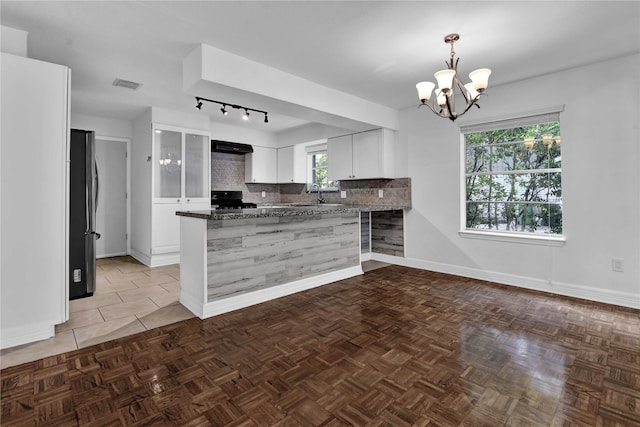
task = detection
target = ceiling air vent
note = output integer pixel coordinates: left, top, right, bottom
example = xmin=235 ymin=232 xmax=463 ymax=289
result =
xmin=112 ymin=78 xmax=142 ymax=91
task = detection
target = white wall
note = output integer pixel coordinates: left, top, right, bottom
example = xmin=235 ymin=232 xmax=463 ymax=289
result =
xmin=71 ymin=113 xmax=132 ymax=139
xmin=398 ymin=54 xmax=640 ymax=308
xmin=1 ymin=25 xmax=28 ymax=56
xmin=276 ymin=123 xmax=354 ymax=148
xmin=210 ymin=120 xmax=277 ymax=148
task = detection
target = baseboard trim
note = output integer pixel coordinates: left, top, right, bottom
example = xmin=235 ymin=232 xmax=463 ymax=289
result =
xmin=129 ymin=249 xmax=179 ymax=268
xmin=196 ymin=265 xmax=363 ymax=319
xmin=371 ymin=254 xmax=639 ymax=309
xmin=1 ymin=322 xmax=55 ymax=350
xmin=179 ymin=291 xmax=204 ymax=319
xmin=97 ymin=252 xmax=127 ymax=259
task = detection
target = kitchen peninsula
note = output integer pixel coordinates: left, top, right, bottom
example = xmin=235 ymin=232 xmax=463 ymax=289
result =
xmin=177 ymin=205 xmax=364 ymax=319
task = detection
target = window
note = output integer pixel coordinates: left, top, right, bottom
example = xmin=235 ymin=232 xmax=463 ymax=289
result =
xmin=307 ymin=146 xmax=336 ymax=190
xmin=462 ymin=112 xmax=562 ymax=237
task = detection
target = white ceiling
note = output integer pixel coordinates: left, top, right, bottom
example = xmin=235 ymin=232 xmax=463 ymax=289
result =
xmin=2 ymin=1 xmax=639 ymax=133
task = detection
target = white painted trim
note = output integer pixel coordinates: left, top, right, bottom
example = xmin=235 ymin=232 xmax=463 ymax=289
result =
xmin=129 ymin=248 xmax=151 ymax=266
xmin=459 ymin=230 xmax=566 ymax=246
xmin=180 ymin=291 xmax=204 ymax=319
xmin=0 ymin=322 xmax=55 ymax=350
xmin=97 ymin=252 xmax=127 ymax=259
xmin=361 ymin=252 xmax=372 ymax=262
xmin=196 ymin=265 xmax=363 ymax=319
xmin=374 ymin=254 xmax=640 ymax=310
xmin=129 ymin=248 xmax=179 ymax=268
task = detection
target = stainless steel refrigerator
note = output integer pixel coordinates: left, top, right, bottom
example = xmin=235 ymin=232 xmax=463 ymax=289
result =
xmin=69 ymin=129 xmax=100 ymax=299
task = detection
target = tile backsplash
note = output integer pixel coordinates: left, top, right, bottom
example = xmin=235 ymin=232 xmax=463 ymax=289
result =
xmin=211 ymin=152 xmax=411 ymax=207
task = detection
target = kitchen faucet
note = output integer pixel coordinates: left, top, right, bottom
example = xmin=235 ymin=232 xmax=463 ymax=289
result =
xmin=310 ymin=183 xmax=325 ymax=204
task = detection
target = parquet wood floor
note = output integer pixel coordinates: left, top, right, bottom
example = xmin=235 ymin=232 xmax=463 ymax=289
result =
xmin=1 ymin=265 xmax=639 ymax=426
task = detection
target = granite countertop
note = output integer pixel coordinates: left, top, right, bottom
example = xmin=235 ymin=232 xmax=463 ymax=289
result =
xmin=176 ymin=203 xmax=409 ymax=220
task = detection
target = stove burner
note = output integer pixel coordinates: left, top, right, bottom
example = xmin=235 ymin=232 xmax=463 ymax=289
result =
xmin=211 ymin=190 xmax=257 ymax=210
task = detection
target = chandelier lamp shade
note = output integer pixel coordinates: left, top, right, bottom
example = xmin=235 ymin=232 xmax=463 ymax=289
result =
xmin=416 ymin=33 xmax=491 ymax=122
xmin=195 ymin=96 xmax=268 ymax=123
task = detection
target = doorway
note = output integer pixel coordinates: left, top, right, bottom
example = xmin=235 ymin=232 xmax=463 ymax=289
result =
xmin=95 ymin=137 xmax=129 ymax=258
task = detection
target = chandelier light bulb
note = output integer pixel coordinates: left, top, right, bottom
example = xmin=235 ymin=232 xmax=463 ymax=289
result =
xmin=464 ymin=83 xmax=479 ymax=100
xmin=469 ymin=68 xmax=492 ymax=92
xmin=435 ymin=89 xmax=447 ymax=106
xmin=434 ymin=69 xmax=456 ymax=93
xmin=542 ymin=134 xmax=554 ymax=148
xmin=416 ymin=81 xmax=436 ymax=102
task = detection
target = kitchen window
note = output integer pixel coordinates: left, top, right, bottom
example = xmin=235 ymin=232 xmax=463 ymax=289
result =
xmin=460 ymin=109 xmax=564 ymax=244
xmin=307 ymin=145 xmax=337 ymax=190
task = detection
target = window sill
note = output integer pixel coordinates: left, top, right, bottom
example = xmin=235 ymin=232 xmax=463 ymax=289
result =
xmin=459 ymin=230 xmax=566 ymax=246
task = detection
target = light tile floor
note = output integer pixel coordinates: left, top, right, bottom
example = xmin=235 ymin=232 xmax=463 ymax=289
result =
xmin=1 ymin=258 xmax=387 ymax=370
xmin=0 ymin=256 xmax=195 ymax=370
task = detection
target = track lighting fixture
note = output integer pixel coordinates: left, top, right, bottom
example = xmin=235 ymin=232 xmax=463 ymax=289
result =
xmin=194 ymin=97 xmax=268 ymax=124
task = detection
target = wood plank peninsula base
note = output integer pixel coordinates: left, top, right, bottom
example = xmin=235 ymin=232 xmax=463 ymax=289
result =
xmin=177 ymin=206 xmax=362 ymax=319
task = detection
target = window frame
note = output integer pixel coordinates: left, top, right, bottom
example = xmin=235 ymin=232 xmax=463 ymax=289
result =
xmin=458 ymin=107 xmax=566 ymax=246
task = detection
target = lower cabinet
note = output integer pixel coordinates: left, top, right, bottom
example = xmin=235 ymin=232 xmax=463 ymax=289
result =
xmin=152 ymin=200 xmax=210 ymax=255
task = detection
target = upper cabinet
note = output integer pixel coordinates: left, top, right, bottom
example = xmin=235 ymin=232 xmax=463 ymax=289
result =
xmin=327 ymin=128 xmax=395 ymax=181
xmin=277 ymin=145 xmax=307 ymax=183
xmin=153 ymin=127 xmax=210 ymax=204
xmin=151 ymin=125 xmax=210 ymax=257
xmin=245 ymin=146 xmax=277 ymax=183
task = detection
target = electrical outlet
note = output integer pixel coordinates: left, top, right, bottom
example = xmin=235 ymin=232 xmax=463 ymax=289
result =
xmin=73 ymin=269 xmax=82 ymax=282
xmin=378 ymin=189 xmax=384 ymax=198
xmin=340 ymin=191 xmax=347 ymax=199
xmin=261 ymin=191 xmax=266 ymax=198
xmin=612 ymin=258 xmax=624 ymax=272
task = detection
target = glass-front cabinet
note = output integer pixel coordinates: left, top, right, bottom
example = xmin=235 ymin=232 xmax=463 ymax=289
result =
xmin=153 ymin=126 xmax=209 ymax=203
xmin=152 ymin=124 xmax=210 ymax=255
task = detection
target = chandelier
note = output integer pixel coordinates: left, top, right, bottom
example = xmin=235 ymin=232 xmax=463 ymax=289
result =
xmin=416 ymin=33 xmax=491 ymax=122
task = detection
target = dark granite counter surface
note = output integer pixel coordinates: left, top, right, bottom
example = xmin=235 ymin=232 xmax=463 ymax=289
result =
xmin=176 ymin=204 xmax=409 ymax=220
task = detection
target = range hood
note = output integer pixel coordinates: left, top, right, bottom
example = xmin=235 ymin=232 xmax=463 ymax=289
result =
xmin=211 ymin=140 xmax=253 ymax=154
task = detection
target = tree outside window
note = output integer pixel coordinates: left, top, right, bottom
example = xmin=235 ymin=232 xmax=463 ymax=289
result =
xmin=309 ymin=151 xmax=336 ymax=189
xmin=464 ymin=121 xmax=562 ymax=235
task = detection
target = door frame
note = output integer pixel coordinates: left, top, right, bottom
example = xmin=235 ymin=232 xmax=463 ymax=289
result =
xmin=95 ymin=135 xmax=131 ymax=257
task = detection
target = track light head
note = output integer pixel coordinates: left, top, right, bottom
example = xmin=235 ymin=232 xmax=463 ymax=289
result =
xmin=220 ymin=105 xmax=228 ymax=116
xmin=264 ymin=114 xmax=269 ymax=123
xmin=195 ymin=99 xmax=203 ymax=110
xmin=243 ymin=109 xmax=250 ymax=121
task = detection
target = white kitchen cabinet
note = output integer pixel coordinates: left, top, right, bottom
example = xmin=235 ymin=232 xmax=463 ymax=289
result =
xmin=132 ymin=109 xmax=210 ymax=267
xmin=1 ymin=53 xmax=70 ymax=348
xmin=327 ymin=128 xmax=395 ymax=181
xmin=151 ymin=125 xmax=210 ymax=257
xmin=246 ymin=146 xmax=277 ymax=183
xmin=277 ymin=145 xmax=307 ymax=183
